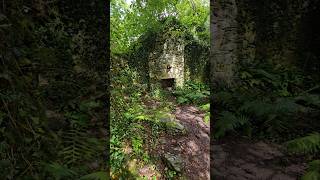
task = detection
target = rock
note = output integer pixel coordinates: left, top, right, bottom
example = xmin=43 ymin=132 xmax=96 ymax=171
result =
xmin=163 ymin=153 xmax=183 ymax=172
xmin=159 ymin=113 xmax=187 ymax=134
xmin=166 ymin=121 xmax=187 ymax=134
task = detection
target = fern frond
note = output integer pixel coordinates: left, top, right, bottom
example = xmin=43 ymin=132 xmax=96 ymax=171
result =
xmin=239 ymin=100 xmax=272 ymax=117
xmin=214 ymin=111 xmax=250 ymax=138
xmin=60 ymin=126 xmax=100 ymax=166
xmin=295 ymin=94 xmax=320 ymax=109
xmin=302 ymin=160 xmax=320 ymax=180
xmin=274 ymin=98 xmax=301 ymax=114
xmin=240 ymin=98 xmax=301 ymax=116
xmin=285 ymin=132 xmax=320 ymax=154
xmin=251 ymin=68 xmax=280 ymax=82
xmin=44 ymin=162 xmax=77 ymax=179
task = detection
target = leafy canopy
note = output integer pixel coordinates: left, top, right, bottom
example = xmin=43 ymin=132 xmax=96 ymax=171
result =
xmin=111 ymin=0 xmax=209 ymax=53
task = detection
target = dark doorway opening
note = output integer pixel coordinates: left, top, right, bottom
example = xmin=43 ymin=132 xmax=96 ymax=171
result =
xmin=160 ymin=78 xmax=175 ymax=89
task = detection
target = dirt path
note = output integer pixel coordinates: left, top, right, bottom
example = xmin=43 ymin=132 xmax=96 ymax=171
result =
xmin=141 ymin=101 xmax=307 ymax=180
xmin=212 ymin=137 xmax=307 ymax=180
xmin=157 ymin=105 xmax=210 ymax=180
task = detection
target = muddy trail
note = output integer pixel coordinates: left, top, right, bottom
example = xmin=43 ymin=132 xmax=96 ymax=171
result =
xmin=212 ymin=137 xmax=307 ymax=180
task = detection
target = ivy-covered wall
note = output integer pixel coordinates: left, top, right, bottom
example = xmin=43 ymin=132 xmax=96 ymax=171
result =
xmin=148 ymin=30 xmax=185 ymax=88
xmin=184 ymin=42 xmax=210 ymax=83
xmin=129 ymin=21 xmax=209 ymax=89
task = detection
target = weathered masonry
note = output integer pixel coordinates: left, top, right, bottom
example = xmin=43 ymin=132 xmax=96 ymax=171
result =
xmin=211 ymin=0 xmax=320 ymax=89
xmin=148 ymin=31 xmax=185 ymax=89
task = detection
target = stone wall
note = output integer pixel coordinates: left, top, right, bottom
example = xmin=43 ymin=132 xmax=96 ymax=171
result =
xmin=184 ymin=42 xmax=210 ymax=83
xmin=148 ymin=31 xmax=185 ymax=88
xmin=211 ymin=0 xmax=238 ymax=88
xmin=210 ymin=0 xmax=320 ymax=88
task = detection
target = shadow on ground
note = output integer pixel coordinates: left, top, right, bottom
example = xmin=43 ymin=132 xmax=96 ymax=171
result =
xmin=212 ymin=137 xmax=307 ymax=180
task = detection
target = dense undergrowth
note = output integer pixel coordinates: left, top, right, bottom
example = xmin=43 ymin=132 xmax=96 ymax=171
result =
xmin=110 ymin=55 xmax=210 ymax=179
xmin=1 ymin=1 xmax=108 ymax=179
xmin=173 ymin=81 xmax=210 ymax=124
xmin=212 ymin=61 xmax=320 ymax=179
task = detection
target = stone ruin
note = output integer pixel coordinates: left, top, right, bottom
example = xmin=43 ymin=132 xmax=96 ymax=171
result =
xmin=148 ymin=32 xmax=185 ymax=90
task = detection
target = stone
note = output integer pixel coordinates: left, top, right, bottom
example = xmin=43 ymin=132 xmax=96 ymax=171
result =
xmin=159 ymin=114 xmax=187 ymax=134
xmin=163 ymin=153 xmax=183 ymax=172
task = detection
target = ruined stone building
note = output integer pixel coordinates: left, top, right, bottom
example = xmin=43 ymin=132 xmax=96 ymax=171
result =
xmin=148 ymin=31 xmax=185 ymax=89
xmin=128 ymin=21 xmax=209 ymax=90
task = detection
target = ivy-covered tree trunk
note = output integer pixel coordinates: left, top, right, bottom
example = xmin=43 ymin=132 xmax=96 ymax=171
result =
xmin=210 ymin=0 xmax=238 ymax=89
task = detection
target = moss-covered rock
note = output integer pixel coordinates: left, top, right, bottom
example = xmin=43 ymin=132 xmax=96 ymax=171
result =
xmin=163 ymin=153 xmax=183 ymax=172
xmin=159 ymin=113 xmax=187 ymax=135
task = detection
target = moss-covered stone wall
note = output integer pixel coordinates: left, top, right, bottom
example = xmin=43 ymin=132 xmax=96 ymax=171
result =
xmin=148 ymin=30 xmax=185 ymax=88
xmin=184 ymin=42 xmax=210 ymax=83
xmin=211 ymin=0 xmax=320 ymax=88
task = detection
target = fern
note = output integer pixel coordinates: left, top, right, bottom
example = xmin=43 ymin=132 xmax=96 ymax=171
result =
xmin=44 ymin=162 xmax=77 ymax=179
xmin=302 ymin=160 xmax=320 ymax=180
xmin=285 ymin=132 xmax=320 ymax=154
xmin=214 ymin=111 xmax=250 ymax=138
xmin=177 ymin=96 xmax=189 ymax=104
xmin=295 ymin=94 xmax=320 ymax=109
xmin=274 ymin=98 xmax=302 ymax=113
xmin=200 ymin=103 xmax=210 ymax=111
xmin=239 ymin=100 xmax=272 ymax=117
xmin=173 ymin=81 xmax=209 ymax=104
xmin=60 ymin=126 xmax=100 ymax=166
xmin=213 ymin=91 xmax=234 ymax=106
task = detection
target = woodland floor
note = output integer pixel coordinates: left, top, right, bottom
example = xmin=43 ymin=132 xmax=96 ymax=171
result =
xmin=136 ymin=99 xmax=307 ymax=180
xmin=137 ymin=98 xmax=210 ymax=180
xmin=212 ymin=136 xmax=308 ymax=180
xmin=156 ymin=105 xmax=210 ymax=179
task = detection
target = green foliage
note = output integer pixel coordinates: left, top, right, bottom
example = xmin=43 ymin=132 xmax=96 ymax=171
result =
xmin=302 ymin=160 xmax=320 ymax=180
xmin=44 ymin=162 xmax=77 ymax=179
xmin=215 ymin=111 xmax=251 ymax=138
xmin=110 ymin=135 xmax=126 ymax=172
xmin=111 ymin=0 xmax=209 ymax=53
xmin=200 ymin=103 xmax=210 ymax=111
xmin=174 ymin=81 xmax=209 ymax=105
xmin=285 ymin=132 xmax=320 ymax=155
xmin=200 ymin=103 xmax=210 ymax=124
xmin=131 ymin=136 xmax=143 ymax=155
xmin=0 ymin=0 xmax=107 ymax=178
xmin=167 ymin=170 xmax=177 ymax=178
xmin=110 ymin=57 xmax=154 ymax=176
xmin=60 ymin=127 xmax=102 ymax=166
xmin=213 ymin=62 xmax=320 ymax=139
